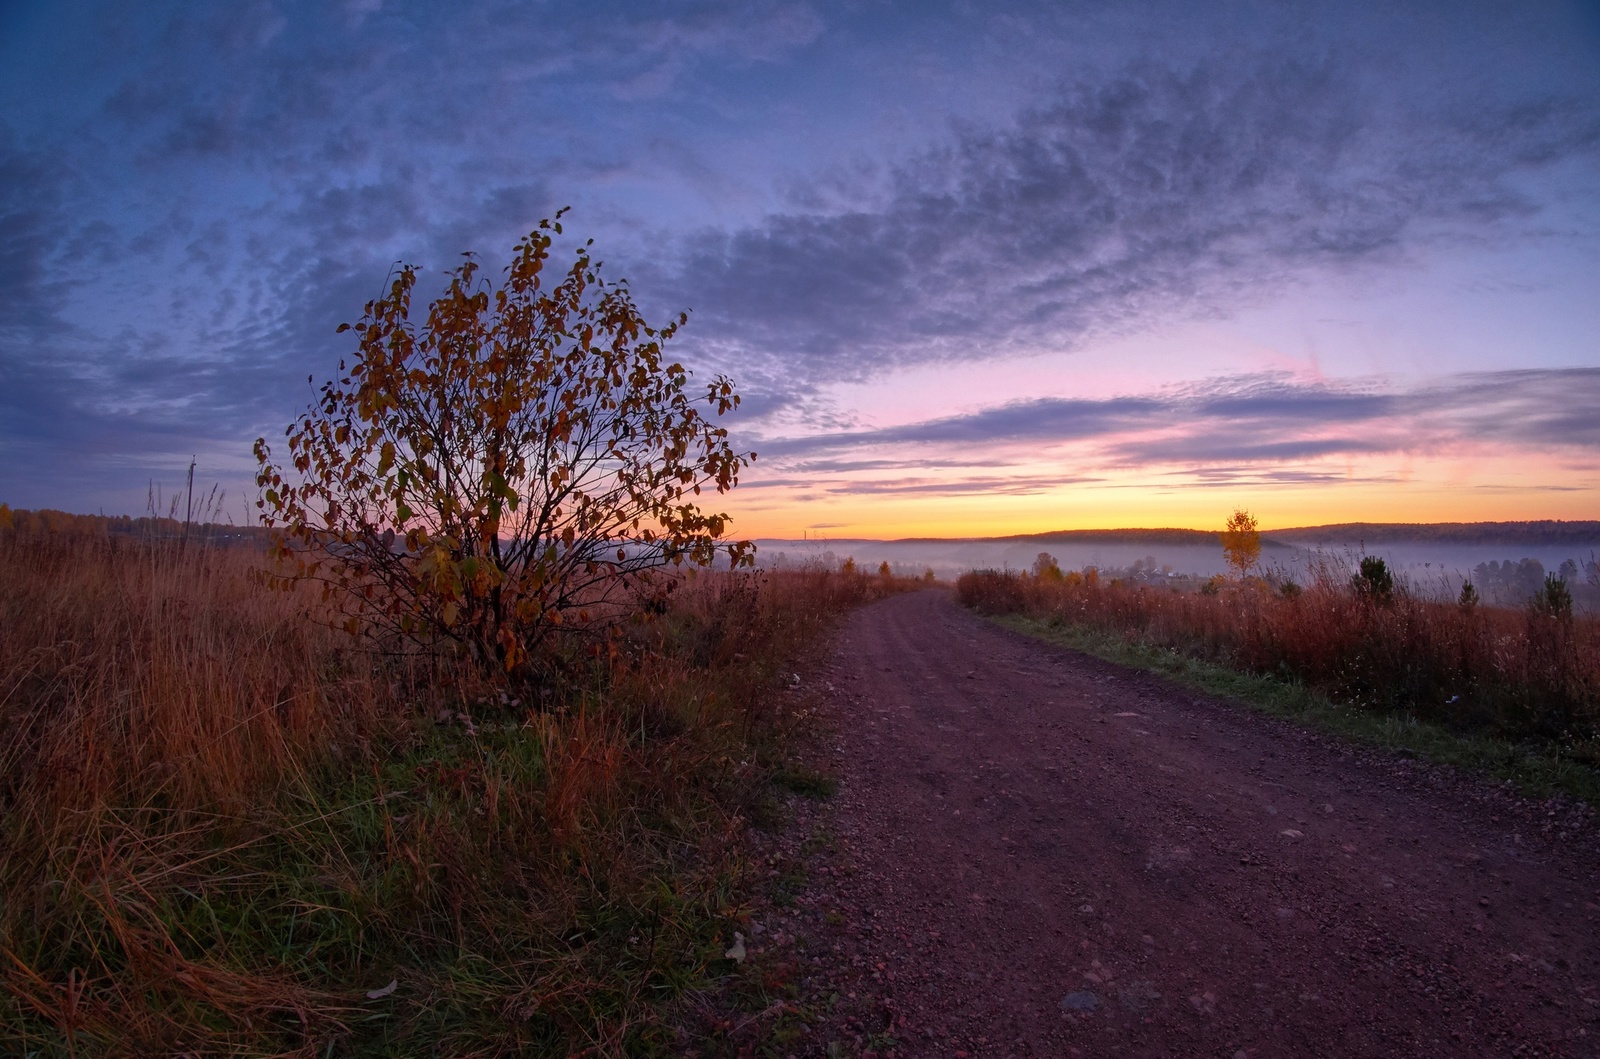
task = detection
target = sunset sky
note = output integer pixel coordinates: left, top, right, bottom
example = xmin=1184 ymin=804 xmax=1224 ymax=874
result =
xmin=2 ymin=1 xmax=1597 ymax=537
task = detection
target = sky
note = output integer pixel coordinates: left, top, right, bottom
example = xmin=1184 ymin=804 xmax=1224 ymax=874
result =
xmin=2 ymin=0 xmax=1598 ymax=537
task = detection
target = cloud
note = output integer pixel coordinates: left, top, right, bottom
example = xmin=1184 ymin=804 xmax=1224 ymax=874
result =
xmin=1171 ymin=467 xmax=1403 ymax=488
xmin=97 ymin=2 xmax=827 ymax=165
xmin=752 ymin=369 xmax=1600 ymax=474
xmin=792 ymin=457 xmax=1015 ymax=473
xmin=0 ymin=136 xmax=75 ymax=338
xmin=669 ymin=59 xmax=1600 ymax=390
xmin=1427 ymin=369 xmax=1600 ymax=451
xmin=610 ymin=2 xmax=824 ymax=98
xmin=743 ymin=473 xmax=1102 ymax=497
xmin=757 ymin=396 xmax=1161 ymax=455
xmin=3 ymin=3 xmax=1597 ymax=514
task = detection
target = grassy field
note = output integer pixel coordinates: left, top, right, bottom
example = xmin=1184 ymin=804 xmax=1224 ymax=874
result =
xmin=0 ymin=524 xmax=904 ymax=1055
xmin=958 ymin=567 xmax=1600 ymax=805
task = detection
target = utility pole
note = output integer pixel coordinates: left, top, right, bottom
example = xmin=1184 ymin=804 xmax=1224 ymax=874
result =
xmin=182 ymin=457 xmax=196 ymax=551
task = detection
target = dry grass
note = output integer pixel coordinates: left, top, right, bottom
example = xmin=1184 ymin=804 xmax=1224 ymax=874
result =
xmin=957 ymin=566 xmax=1600 ymax=750
xmin=0 ymin=524 xmax=908 ymax=1056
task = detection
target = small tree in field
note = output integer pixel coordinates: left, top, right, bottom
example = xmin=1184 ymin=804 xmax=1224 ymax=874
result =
xmin=1352 ymin=556 xmax=1395 ymax=605
xmin=1532 ymin=573 xmax=1573 ymax=620
xmin=1220 ymin=508 xmax=1261 ymax=579
xmin=1032 ymin=552 xmax=1063 ymax=581
xmin=254 ymin=213 xmax=754 ymax=677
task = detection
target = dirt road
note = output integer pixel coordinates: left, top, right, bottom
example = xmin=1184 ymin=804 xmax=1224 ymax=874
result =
xmin=768 ymin=590 xmax=1600 ymax=1057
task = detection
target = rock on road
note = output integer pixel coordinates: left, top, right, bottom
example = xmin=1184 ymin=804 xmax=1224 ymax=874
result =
xmin=790 ymin=590 xmax=1600 ymax=1057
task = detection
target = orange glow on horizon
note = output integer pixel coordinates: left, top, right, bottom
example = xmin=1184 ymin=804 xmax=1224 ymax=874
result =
xmin=724 ymin=452 xmax=1600 ymax=539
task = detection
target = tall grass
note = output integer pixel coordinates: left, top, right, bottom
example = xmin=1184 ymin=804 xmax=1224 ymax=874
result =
xmin=0 ymin=525 xmax=903 ymax=1055
xmin=956 ymin=566 xmax=1600 ymax=749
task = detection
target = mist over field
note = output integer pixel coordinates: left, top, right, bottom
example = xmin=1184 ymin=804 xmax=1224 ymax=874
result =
xmin=755 ymin=526 xmax=1600 ymax=607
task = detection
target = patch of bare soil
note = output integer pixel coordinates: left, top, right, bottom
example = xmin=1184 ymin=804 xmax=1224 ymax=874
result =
xmin=715 ymin=589 xmax=1600 ymax=1058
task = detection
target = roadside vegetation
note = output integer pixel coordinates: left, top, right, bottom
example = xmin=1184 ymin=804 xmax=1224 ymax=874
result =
xmin=0 ymin=217 xmax=917 ymax=1054
xmin=958 ymin=543 xmax=1600 ymax=802
xmin=0 ymin=518 xmax=913 ymax=1054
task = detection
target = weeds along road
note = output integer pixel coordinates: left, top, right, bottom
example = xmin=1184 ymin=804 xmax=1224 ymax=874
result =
xmin=791 ymin=589 xmax=1600 ymax=1057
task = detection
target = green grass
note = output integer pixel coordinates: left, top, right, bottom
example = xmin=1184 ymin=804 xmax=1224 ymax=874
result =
xmin=3 ymin=716 xmax=740 ymax=1057
xmin=0 ymin=553 xmax=924 ymax=1055
xmin=991 ymin=613 xmax=1600 ymax=808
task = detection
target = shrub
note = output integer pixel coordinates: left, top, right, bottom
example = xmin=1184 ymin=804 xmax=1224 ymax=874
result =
xmin=254 ymin=213 xmax=753 ymax=678
xmin=1032 ymin=552 xmax=1063 ymax=580
xmin=952 ymin=563 xmax=1598 ymax=743
xmin=954 ymin=570 xmax=1027 ymax=614
xmin=1459 ymin=579 xmax=1480 ymax=609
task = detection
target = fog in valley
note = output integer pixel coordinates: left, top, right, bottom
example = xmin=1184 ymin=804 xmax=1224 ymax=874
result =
xmin=754 ymin=531 xmax=1600 ymax=610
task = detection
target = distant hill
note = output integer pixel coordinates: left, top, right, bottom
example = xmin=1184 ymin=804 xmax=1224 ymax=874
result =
xmin=818 ymin=527 xmax=1236 ymax=545
xmin=1266 ymin=521 xmax=1600 ymax=547
xmin=987 ymin=527 xmax=1221 ymax=546
xmin=896 ymin=521 xmax=1600 ymax=548
xmin=981 ymin=527 xmax=1304 ymax=549
xmin=765 ymin=529 xmax=1230 ymax=546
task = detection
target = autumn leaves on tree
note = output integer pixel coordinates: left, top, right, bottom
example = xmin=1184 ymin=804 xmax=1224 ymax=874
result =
xmin=255 ymin=213 xmax=754 ymax=677
xmin=1221 ymin=508 xmax=1261 ymax=579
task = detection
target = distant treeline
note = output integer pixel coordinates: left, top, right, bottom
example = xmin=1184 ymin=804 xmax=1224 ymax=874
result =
xmin=916 ymin=521 xmax=1600 ymax=549
xmin=1472 ymin=557 xmax=1598 ymax=607
xmin=0 ymin=505 xmax=271 ymax=547
xmin=973 ymin=527 xmax=1293 ymax=548
xmin=1269 ymin=521 xmax=1600 ymax=547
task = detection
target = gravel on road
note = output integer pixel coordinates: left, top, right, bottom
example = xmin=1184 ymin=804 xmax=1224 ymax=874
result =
xmin=729 ymin=589 xmax=1600 ymax=1058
